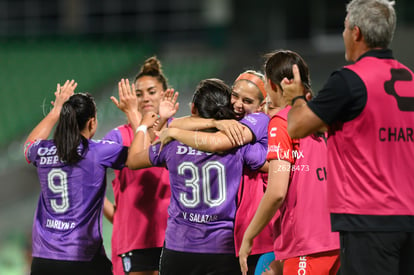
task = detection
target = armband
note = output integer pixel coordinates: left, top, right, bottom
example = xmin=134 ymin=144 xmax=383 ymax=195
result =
xmin=291 ymin=95 xmax=306 ymax=105
xmin=135 ymin=125 xmax=148 ymax=135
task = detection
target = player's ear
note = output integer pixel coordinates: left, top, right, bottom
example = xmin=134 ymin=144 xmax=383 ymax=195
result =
xmin=190 ymin=103 xmax=198 ymax=116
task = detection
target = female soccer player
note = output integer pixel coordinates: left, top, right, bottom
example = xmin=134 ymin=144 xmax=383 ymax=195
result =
xmin=25 ymin=80 xmax=129 ymax=275
xmin=164 ymin=70 xmax=277 ymax=274
xmin=126 ymin=78 xmax=267 ymax=275
xmin=239 ymin=50 xmax=340 ymax=275
xmin=103 ymin=56 xmax=172 ymax=275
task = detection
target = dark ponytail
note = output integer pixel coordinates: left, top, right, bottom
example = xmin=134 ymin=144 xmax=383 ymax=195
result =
xmin=53 ymin=93 xmax=96 ymax=164
xmin=192 ymin=78 xmax=236 ymax=120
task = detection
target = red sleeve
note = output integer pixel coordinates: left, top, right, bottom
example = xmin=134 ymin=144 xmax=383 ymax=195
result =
xmin=24 ymin=140 xmax=34 ymax=164
xmin=266 ymin=116 xmax=295 ymax=163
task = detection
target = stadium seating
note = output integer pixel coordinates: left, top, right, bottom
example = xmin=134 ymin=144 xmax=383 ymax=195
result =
xmin=0 ymin=38 xmax=152 ymax=150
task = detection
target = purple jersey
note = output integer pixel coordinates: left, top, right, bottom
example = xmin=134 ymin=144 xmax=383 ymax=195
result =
xmin=103 ymin=127 xmax=123 ymax=144
xmin=149 ymin=140 xmax=266 ymax=254
xmin=240 ymin=112 xmax=269 ymax=152
xmin=25 ymin=139 xmax=128 ymax=261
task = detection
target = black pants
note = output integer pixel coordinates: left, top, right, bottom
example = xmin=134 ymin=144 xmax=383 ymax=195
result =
xmin=120 ymin=247 xmax=162 ymax=273
xmin=31 ymin=253 xmax=112 ymax=275
xmin=160 ymin=247 xmax=240 ymax=275
xmin=339 ymin=231 xmax=414 ymax=275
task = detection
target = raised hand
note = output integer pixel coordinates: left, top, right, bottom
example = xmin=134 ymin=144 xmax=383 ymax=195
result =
xmin=111 ymin=78 xmax=139 ymax=114
xmin=27 ymin=80 xmax=77 ymax=142
xmin=280 ymin=64 xmax=305 ymax=105
xmin=52 ymin=80 xmax=77 ymax=109
xmin=159 ymin=88 xmax=179 ymax=120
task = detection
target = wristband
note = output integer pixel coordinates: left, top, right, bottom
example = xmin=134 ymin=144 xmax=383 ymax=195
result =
xmin=135 ymin=125 xmax=148 ymax=134
xmin=291 ymin=95 xmax=306 ymax=105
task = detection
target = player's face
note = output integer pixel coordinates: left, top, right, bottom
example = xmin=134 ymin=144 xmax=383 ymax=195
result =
xmin=135 ymin=76 xmax=164 ymax=115
xmin=231 ymin=80 xmax=262 ymax=119
xmin=264 ymin=77 xmax=280 ymax=108
xmin=260 ymin=96 xmax=281 ymax=117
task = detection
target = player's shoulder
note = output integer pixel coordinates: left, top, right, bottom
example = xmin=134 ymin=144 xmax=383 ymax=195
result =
xmin=269 ymin=115 xmax=287 ymax=127
xmin=104 ymin=124 xmax=131 ymax=140
xmin=28 ymin=139 xmax=54 ymax=149
xmin=90 ymin=139 xmax=119 ymax=146
xmin=243 ymin=112 xmax=270 ymax=124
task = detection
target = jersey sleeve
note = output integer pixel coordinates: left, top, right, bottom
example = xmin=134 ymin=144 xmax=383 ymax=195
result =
xmin=242 ymin=142 xmax=267 ymax=171
xmin=239 ymin=112 xmax=270 ymax=144
xmin=24 ymin=140 xmax=40 ymax=165
xmin=266 ymin=116 xmax=295 ymax=163
xmin=94 ymin=140 xmax=128 ymax=170
xmin=103 ymin=127 xmax=123 ymax=144
xmin=148 ymin=142 xmax=167 ymax=167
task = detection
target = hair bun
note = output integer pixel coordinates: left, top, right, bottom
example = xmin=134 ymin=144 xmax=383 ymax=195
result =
xmin=141 ymin=56 xmax=163 ymax=75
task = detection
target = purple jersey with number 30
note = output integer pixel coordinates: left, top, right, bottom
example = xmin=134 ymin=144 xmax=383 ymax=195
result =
xmin=25 ymin=139 xmax=128 ymax=261
xmin=149 ymin=140 xmax=266 ymax=254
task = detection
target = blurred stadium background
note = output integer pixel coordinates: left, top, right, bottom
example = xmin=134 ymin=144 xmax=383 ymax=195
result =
xmin=0 ymin=0 xmax=413 ymax=273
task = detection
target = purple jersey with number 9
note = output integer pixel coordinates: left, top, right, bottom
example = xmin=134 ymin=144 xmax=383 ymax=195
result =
xmin=25 ymin=139 xmax=128 ymax=261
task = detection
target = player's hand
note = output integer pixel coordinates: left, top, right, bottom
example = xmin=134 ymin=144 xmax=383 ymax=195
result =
xmin=52 ymin=80 xmax=77 ymax=110
xmin=239 ymin=237 xmax=253 ymax=275
xmin=155 ymin=128 xmax=175 ymax=145
xmin=153 ymin=127 xmax=177 ymax=153
xmin=280 ymin=64 xmax=305 ymax=105
xmin=111 ymin=78 xmax=139 ymax=115
xmin=159 ymin=88 xmax=179 ymax=120
xmin=141 ymin=111 xmax=159 ymax=128
xmin=213 ymin=119 xmax=245 ymax=146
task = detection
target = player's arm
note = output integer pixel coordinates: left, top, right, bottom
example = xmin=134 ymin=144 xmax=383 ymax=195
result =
xmin=168 ymin=116 xmax=215 ymax=130
xmin=158 ymin=126 xmax=253 ymax=152
xmin=164 ymin=112 xmax=255 ymax=151
xmin=26 ymin=80 xmax=77 ymax=143
xmin=280 ymin=64 xmax=327 ymax=138
xmin=170 ymin=117 xmax=246 ymax=146
xmin=126 ymin=112 xmax=158 ymax=169
xmin=287 ymin=100 xmax=327 ymax=139
xmin=103 ymin=197 xmax=115 ymax=224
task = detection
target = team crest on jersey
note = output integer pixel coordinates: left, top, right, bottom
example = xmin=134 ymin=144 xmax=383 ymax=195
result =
xmin=122 ymin=255 xmax=132 ymax=272
xmin=269 ymin=127 xmax=277 ymax=137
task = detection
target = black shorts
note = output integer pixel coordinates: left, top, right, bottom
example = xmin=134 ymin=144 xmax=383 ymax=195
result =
xmin=159 ymin=247 xmax=240 ymax=275
xmin=247 ymin=253 xmax=261 ymax=269
xmin=120 ymin=247 xmax=162 ymax=273
xmin=31 ymin=253 xmax=112 ymax=275
xmin=339 ymin=231 xmax=414 ymax=275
